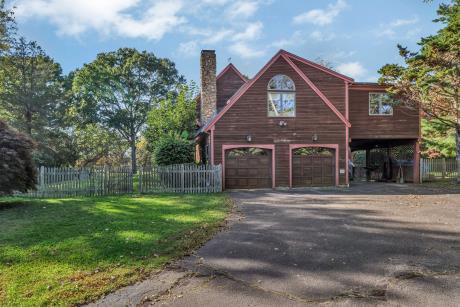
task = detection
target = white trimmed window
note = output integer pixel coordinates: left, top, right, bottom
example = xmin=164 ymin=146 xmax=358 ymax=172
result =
xmin=369 ymin=92 xmax=394 ymax=115
xmin=268 ymin=75 xmax=296 ymax=117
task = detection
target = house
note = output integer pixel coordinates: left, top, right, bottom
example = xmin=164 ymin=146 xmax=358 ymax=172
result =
xmin=195 ymin=50 xmax=420 ymax=189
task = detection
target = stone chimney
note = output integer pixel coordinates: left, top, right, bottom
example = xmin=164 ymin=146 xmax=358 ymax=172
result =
xmin=200 ymin=50 xmax=217 ymax=126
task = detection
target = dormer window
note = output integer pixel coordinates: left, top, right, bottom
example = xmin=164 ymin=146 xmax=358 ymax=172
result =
xmin=369 ymin=92 xmax=394 ymax=115
xmin=267 ymin=74 xmax=296 ymax=117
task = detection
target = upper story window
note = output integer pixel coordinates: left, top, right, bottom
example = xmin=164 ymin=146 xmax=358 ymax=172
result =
xmin=267 ymin=74 xmax=296 ymax=117
xmin=369 ymin=92 xmax=394 ymax=115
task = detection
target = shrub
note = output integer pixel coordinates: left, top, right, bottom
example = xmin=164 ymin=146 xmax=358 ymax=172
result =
xmin=0 ymin=120 xmax=37 ymax=194
xmin=153 ymin=136 xmax=194 ymax=166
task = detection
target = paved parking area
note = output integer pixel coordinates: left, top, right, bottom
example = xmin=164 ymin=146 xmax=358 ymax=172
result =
xmin=94 ymin=183 xmax=460 ymax=306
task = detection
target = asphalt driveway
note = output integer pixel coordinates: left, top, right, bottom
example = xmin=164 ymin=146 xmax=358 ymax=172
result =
xmin=94 ymin=183 xmax=460 ymax=306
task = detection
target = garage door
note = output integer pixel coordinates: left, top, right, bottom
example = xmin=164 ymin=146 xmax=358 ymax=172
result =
xmin=225 ymin=147 xmax=272 ymax=189
xmin=292 ymin=147 xmax=335 ymax=187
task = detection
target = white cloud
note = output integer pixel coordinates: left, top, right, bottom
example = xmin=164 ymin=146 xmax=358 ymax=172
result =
xmin=376 ymin=17 xmax=419 ymax=39
xmin=310 ymin=30 xmax=335 ymax=42
xmin=117 ymin=1 xmax=185 ymax=40
xmin=229 ymin=21 xmax=264 ymax=58
xmin=293 ymin=0 xmax=346 ymax=26
xmin=330 ymin=50 xmax=356 ymax=59
xmin=178 ymin=40 xmax=199 ymax=57
xmin=229 ymin=41 xmax=265 ymax=59
xmin=200 ymin=0 xmax=229 ymax=6
xmin=233 ymin=21 xmax=263 ymax=41
xmin=390 ymin=17 xmax=418 ymax=27
xmin=336 ymin=62 xmax=366 ymax=79
xmin=226 ymin=1 xmax=259 ymax=19
xmin=188 ymin=20 xmax=263 ymax=44
xmin=202 ymin=29 xmax=234 ymax=44
xmin=269 ymin=31 xmax=304 ymax=49
xmin=14 ymin=0 xmax=185 ymax=40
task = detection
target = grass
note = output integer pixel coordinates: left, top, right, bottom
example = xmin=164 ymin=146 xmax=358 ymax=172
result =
xmin=0 ymin=194 xmax=231 ymax=306
xmin=420 ymin=179 xmax=460 ymax=188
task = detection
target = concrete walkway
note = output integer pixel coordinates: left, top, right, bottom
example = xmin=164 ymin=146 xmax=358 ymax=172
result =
xmin=91 ymin=183 xmax=460 ymax=306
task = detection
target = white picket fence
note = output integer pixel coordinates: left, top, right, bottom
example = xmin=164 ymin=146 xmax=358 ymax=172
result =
xmin=420 ymin=158 xmax=458 ymax=182
xmin=139 ymin=164 xmax=222 ymax=194
xmin=24 ymin=166 xmax=133 ymax=198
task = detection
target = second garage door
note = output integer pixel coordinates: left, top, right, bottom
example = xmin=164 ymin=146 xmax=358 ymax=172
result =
xmin=292 ymin=147 xmax=336 ymax=187
xmin=225 ymin=147 xmax=272 ymax=189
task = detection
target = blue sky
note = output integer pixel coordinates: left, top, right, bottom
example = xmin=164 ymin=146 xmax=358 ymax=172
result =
xmin=11 ymin=0 xmax=444 ymax=83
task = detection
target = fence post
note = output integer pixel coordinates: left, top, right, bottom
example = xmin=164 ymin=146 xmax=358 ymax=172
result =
xmin=219 ymin=164 xmax=223 ymax=192
xmin=39 ymin=166 xmax=45 ymax=197
xmin=442 ymin=158 xmax=446 ymax=179
xmin=181 ymin=164 xmax=185 ymax=193
xmin=138 ymin=166 xmax=142 ymax=194
xmin=420 ymin=158 xmax=423 ymax=183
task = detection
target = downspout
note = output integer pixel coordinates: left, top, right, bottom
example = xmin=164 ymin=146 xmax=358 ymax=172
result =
xmin=345 ymin=81 xmax=350 ymax=187
xmin=210 ymin=126 xmax=215 ymax=165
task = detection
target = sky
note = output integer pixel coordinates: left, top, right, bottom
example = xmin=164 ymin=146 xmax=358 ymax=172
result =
xmin=10 ymin=0 xmax=445 ymax=83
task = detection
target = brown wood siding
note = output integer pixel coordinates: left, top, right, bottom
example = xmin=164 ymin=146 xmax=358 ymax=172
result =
xmin=349 ymin=89 xmax=420 ymax=139
xmin=292 ymin=59 xmax=346 ymax=116
xmin=216 ymin=68 xmax=246 ymax=112
xmin=213 ymin=57 xmax=347 ymax=187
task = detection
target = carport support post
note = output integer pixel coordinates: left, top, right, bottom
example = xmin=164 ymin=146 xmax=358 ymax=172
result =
xmin=413 ymin=140 xmax=421 ymax=183
xmin=365 ymin=149 xmax=371 ymax=181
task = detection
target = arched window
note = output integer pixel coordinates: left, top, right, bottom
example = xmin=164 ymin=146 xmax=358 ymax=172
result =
xmin=267 ymin=75 xmax=296 ymax=117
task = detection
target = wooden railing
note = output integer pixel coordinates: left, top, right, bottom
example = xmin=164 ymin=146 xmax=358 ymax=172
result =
xmin=420 ymin=158 xmax=458 ymax=182
xmin=139 ymin=164 xmax=222 ymax=194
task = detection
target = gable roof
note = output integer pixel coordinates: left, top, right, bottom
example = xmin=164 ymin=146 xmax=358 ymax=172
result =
xmin=216 ymin=63 xmax=248 ymax=82
xmin=282 ymin=49 xmax=354 ymax=83
xmin=202 ymin=49 xmax=351 ymax=132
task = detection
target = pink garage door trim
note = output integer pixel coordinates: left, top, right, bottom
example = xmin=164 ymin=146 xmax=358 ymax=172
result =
xmin=289 ymin=144 xmax=339 ymax=187
xmin=222 ymin=144 xmax=276 ymax=189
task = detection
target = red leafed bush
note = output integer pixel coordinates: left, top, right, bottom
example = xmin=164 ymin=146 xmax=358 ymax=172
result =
xmin=0 ymin=120 xmax=37 ymax=195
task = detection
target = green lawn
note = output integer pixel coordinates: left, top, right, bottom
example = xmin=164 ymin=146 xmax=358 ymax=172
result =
xmin=0 ymin=194 xmax=231 ymax=306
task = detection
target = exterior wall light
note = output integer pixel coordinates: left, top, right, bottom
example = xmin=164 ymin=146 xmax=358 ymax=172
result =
xmin=278 ymin=120 xmax=287 ymax=127
xmin=246 ymin=135 xmax=252 ymax=142
xmin=312 ymin=134 xmax=318 ymax=142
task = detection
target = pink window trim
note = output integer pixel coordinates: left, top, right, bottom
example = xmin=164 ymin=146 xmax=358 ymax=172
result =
xmin=222 ymin=144 xmax=276 ymax=189
xmin=289 ymin=144 xmax=340 ymax=187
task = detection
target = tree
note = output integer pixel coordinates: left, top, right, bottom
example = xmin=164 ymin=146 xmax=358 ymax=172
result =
xmin=136 ymin=136 xmax=153 ymax=167
xmin=0 ymin=0 xmax=16 ymax=53
xmin=72 ymin=48 xmax=185 ymax=172
xmin=0 ymin=37 xmax=63 ymax=136
xmin=314 ymin=57 xmax=334 ymax=69
xmin=73 ymin=124 xmax=127 ymax=167
xmin=379 ymin=0 xmax=460 ymax=182
xmin=0 ymin=119 xmax=36 ymax=195
xmin=421 ymin=119 xmax=456 ymax=158
xmin=145 ymin=85 xmax=197 ymax=151
xmin=153 ymin=135 xmax=194 ymax=166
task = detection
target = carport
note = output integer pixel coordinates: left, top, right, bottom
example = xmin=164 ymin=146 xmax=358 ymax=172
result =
xmin=350 ymin=138 xmax=420 ymax=183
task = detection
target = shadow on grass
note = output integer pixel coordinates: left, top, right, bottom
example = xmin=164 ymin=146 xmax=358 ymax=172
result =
xmin=0 ymin=193 xmax=230 ymax=305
